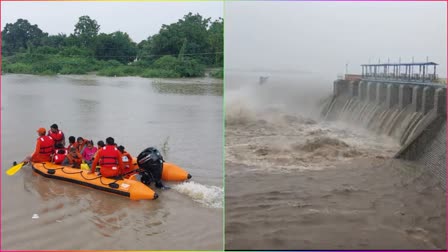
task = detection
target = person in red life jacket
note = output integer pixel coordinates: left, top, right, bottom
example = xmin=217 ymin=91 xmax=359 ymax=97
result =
xmin=23 ymin=127 xmax=55 ymax=164
xmin=47 ymin=123 xmax=65 ymax=147
xmin=62 ymin=147 xmax=82 ymax=168
xmin=67 ymin=136 xmax=77 ymax=152
xmin=117 ymin=145 xmax=133 ymax=174
xmin=76 ymin=137 xmax=90 ymax=154
xmin=52 ymin=143 xmax=68 ymax=165
xmin=89 ymin=137 xmax=124 ymax=178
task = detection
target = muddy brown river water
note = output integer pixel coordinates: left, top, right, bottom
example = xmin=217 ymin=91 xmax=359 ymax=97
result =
xmin=1 ymin=74 xmax=223 ymax=250
xmin=225 ymin=71 xmax=446 ymax=250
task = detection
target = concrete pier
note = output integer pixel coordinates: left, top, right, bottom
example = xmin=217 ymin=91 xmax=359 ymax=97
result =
xmin=422 ymin=87 xmax=435 ymax=115
xmin=398 ymin=85 xmax=412 ymax=108
xmin=435 ymin=88 xmax=446 ymax=116
xmin=376 ymin=83 xmax=387 ymax=105
xmin=411 ymin=86 xmax=423 ymax=112
xmin=367 ymin=82 xmax=377 ymax=103
xmin=386 ymin=84 xmax=399 ymax=108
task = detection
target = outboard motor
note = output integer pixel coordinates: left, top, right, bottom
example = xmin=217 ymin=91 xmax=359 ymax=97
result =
xmin=137 ymin=147 xmax=165 ymax=188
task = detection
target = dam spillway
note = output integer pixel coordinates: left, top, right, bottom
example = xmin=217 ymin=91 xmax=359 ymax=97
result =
xmin=322 ymin=66 xmax=446 ymax=190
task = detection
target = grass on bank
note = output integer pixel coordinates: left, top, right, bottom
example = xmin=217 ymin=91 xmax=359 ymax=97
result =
xmin=2 ymin=53 xmax=221 ymax=79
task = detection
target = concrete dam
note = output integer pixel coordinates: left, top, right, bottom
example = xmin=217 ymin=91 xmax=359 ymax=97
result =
xmin=321 ymin=62 xmax=446 ymax=189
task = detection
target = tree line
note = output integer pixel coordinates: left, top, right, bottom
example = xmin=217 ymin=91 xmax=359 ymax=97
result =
xmin=2 ymin=13 xmax=223 ymax=78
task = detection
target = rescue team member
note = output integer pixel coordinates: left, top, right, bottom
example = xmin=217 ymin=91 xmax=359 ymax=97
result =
xmin=89 ymin=137 xmax=124 ymax=178
xmin=47 ymin=123 xmax=65 ymax=147
xmin=62 ymin=147 xmax=82 ymax=168
xmin=52 ymin=143 xmax=68 ymax=165
xmin=67 ymin=136 xmax=76 ymax=150
xmin=76 ymin=137 xmax=90 ymax=154
xmin=93 ymin=140 xmax=106 ymax=160
xmin=117 ymin=145 xmax=133 ymax=173
xmin=23 ymin=128 xmax=55 ymax=164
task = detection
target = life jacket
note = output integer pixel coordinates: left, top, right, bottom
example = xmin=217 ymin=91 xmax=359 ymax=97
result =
xmin=38 ymin=136 xmax=55 ymax=155
xmin=49 ymin=130 xmax=64 ymax=143
xmin=99 ymin=145 xmax=119 ymax=167
xmin=68 ymin=152 xmax=82 ymax=165
xmin=53 ymin=149 xmax=68 ymax=164
xmin=122 ymin=152 xmax=133 ymax=172
xmin=76 ymin=139 xmax=88 ymax=153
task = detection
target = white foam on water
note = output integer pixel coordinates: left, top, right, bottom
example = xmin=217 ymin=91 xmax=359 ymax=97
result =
xmin=173 ymin=181 xmax=223 ymax=209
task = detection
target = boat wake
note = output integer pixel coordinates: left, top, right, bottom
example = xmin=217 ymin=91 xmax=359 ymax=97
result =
xmin=173 ymin=181 xmax=223 ymax=208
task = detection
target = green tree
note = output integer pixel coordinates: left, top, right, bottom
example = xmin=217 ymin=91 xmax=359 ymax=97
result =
xmin=94 ymin=31 xmax=137 ymax=64
xmin=208 ymin=18 xmax=223 ymax=66
xmin=1 ymin=19 xmax=47 ymax=55
xmin=73 ymin=15 xmax=100 ymax=48
xmin=41 ymin=33 xmax=67 ymax=48
xmin=147 ymin=13 xmax=211 ymax=64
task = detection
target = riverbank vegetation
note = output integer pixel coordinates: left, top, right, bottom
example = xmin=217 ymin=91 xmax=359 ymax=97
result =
xmin=2 ymin=13 xmax=223 ymax=78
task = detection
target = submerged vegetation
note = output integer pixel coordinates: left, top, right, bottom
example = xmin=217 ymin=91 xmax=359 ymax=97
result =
xmin=2 ymin=13 xmax=223 ymax=78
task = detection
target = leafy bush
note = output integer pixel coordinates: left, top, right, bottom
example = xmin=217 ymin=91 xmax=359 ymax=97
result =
xmin=211 ymin=68 xmax=223 ymax=79
xmin=34 ymin=46 xmax=59 ymax=55
xmin=141 ymin=69 xmax=180 ymax=78
xmin=151 ymin=55 xmax=204 ymax=77
xmin=97 ymin=66 xmax=143 ymax=77
xmin=152 ymin=55 xmax=178 ymax=70
xmin=59 ymin=46 xmax=91 ymax=57
xmin=2 ymin=62 xmax=33 ymax=73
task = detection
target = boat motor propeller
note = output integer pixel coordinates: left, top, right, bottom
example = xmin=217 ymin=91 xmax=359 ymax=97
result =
xmin=137 ymin=147 xmax=165 ymax=188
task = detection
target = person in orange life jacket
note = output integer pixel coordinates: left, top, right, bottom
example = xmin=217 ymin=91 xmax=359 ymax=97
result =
xmin=89 ymin=137 xmax=124 ymax=178
xmin=97 ymin=140 xmax=105 ymax=148
xmin=117 ymin=145 xmax=133 ymax=174
xmin=62 ymin=147 xmax=82 ymax=168
xmin=67 ymin=136 xmax=76 ymax=150
xmin=23 ymin=127 xmax=55 ymax=164
xmin=52 ymin=143 xmax=68 ymax=165
xmin=76 ymin=137 xmax=89 ymax=154
xmin=94 ymin=140 xmax=105 ymax=156
xmin=47 ymin=123 xmax=65 ymax=147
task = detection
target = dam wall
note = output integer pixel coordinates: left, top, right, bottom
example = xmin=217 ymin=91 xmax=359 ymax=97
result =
xmin=323 ymin=79 xmax=446 ymax=189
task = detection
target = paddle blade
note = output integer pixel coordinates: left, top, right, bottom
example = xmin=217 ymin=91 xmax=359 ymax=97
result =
xmin=6 ymin=162 xmax=25 ymax=176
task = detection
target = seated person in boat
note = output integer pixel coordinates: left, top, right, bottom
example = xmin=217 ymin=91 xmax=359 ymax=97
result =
xmin=92 ymin=140 xmax=106 ymax=165
xmin=76 ymin=137 xmax=90 ymax=154
xmin=82 ymin=140 xmax=97 ymax=167
xmin=117 ymin=145 xmax=133 ymax=173
xmin=47 ymin=123 xmax=66 ymax=147
xmin=62 ymin=147 xmax=83 ymax=168
xmin=89 ymin=137 xmax=124 ymax=178
xmin=52 ymin=143 xmax=68 ymax=165
xmin=97 ymin=140 xmax=105 ymax=149
xmin=67 ymin=136 xmax=76 ymax=150
xmin=23 ymin=127 xmax=55 ymax=164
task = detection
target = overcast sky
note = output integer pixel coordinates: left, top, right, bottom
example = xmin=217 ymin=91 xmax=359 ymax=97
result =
xmin=1 ymin=2 xmax=222 ymax=43
xmin=225 ymin=1 xmax=447 ymax=78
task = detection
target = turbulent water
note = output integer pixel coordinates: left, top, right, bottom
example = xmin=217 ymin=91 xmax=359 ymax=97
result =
xmin=225 ymin=71 xmax=446 ymax=250
xmin=1 ymin=74 xmax=223 ymax=250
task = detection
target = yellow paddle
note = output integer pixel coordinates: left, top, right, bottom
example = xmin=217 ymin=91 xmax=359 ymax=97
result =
xmin=6 ymin=162 xmax=25 ymax=176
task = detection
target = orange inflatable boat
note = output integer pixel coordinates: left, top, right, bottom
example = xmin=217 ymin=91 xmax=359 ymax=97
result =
xmin=31 ymin=158 xmax=191 ymax=201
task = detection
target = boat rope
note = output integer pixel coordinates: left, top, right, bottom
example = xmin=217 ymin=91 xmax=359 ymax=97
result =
xmin=40 ymin=163 xmax=123 ymax=187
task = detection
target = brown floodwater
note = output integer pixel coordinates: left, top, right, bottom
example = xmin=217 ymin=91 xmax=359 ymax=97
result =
xmin=225 ymin=71 xmax=446 ymax=250
xmin=1 ymin=74 xmax=223 ymax=250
